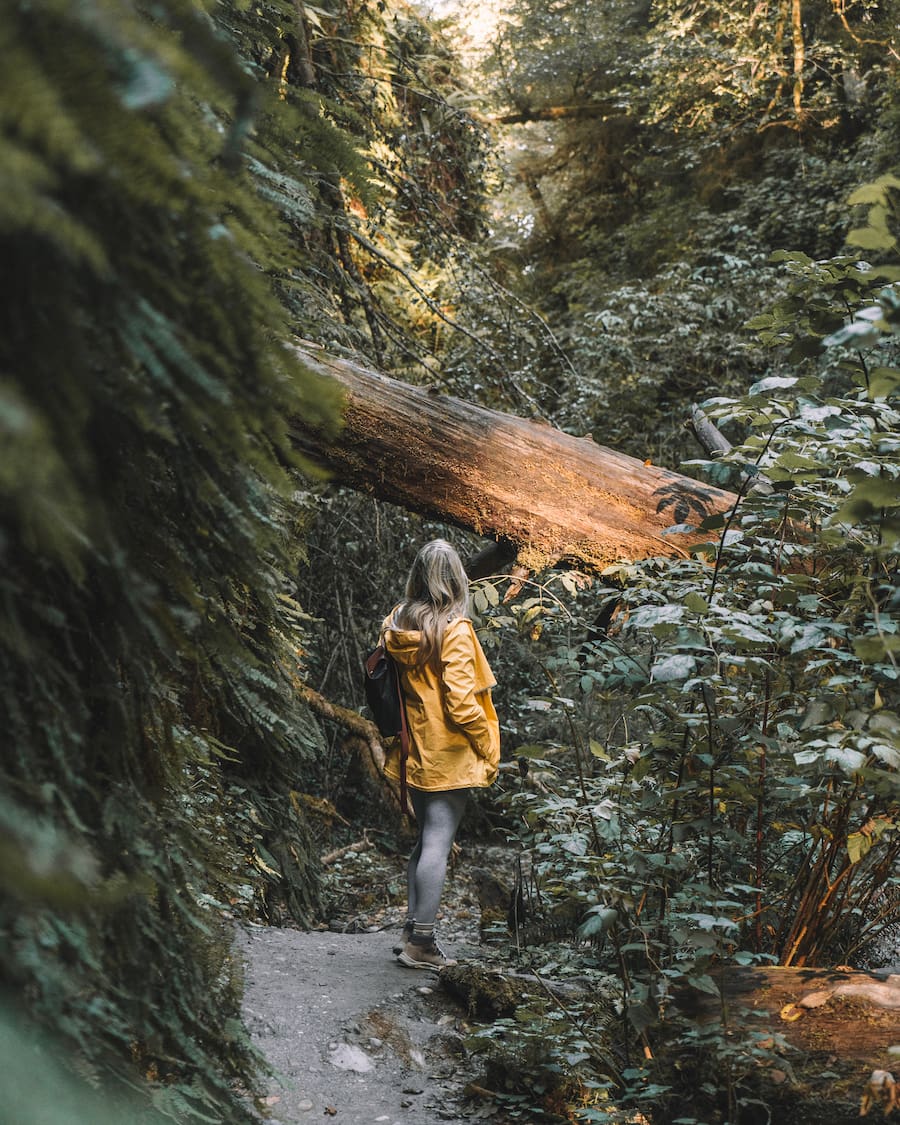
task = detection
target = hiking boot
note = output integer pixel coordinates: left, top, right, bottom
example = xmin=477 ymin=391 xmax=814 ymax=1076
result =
xmin=392 ymin=922 xmax=413 ymax=956
xmin=396 ymin=940 xmax=457 ymax=971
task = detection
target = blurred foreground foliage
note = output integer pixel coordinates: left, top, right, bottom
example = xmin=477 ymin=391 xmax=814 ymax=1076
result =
xmin=0 ymin=0 xmax=490 ymax=1118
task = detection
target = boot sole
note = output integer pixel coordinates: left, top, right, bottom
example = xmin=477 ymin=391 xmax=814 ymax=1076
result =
xmin=396 ymin=951 xmax=455 ymax=970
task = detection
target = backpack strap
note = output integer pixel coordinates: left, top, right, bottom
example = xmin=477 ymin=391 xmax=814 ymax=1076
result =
xmin=389 ymin=657 xmax=411 ymax=819
xmin=398 ymin=679 xmax=411 ymax=819
xmin=380 ymin=630 xmax=412 ymax=821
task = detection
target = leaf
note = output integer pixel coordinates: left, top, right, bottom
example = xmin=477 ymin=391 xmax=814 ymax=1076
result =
xmin=787 ymin=623 xmax=829 ymax=654
xmin=872 ymin=743 xmax=900 ymax=770
xmin=577 ymin=906 xmax=618 ymax=941
xmin=689 ymin=974 xmax=721 ymax=997
xmin=848 ymin=225 xmax=896 ymax=251
xmin=869 ymin=711 xmax=900 ymax=738
xmin=630 ymin=604 xmax=685 ymax=630
xmin=723 ymin=621 xmax=771 ymax=647
xmin=846 ymin=832 xmax=868 ymax=864
xmin=853 ymin=634 xmax=900 ymax=662
xmin=824 ymin=747 xmax=866 ymax=772
xmin=775 ymin=452 xmax=823 ymax=472
xmin=824 ymin=321 xmax=881 ymax=346
xmin=513 ymin=744 xmax=552 ymax=759
xmin=650 ymin=654 xmax=697 ymax=683
xmin=770 ymin=250 xmax=813 ymax=265
xmin=748 ymin=376 xmax=798 ymax=394
xmin=847 ymin=815 xmax=894 ymax=864
xmin=848 ymin=175 xmax=900 ymax=204
xmin=850 ymin=478 xmax=899 ymax=506
xmin=684 ymin=592 xmax=708 ymax=614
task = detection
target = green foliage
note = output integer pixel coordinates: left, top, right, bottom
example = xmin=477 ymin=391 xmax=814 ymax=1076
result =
xmin=217 ymin=0 xmax=493 ymax=370
xmin=431 ymin=0 xmax=898 ymax=461
xmin=0 ymin=0 xmax=505 ymax=1109
xmin=463 ymin=189 xmax=899 ymax=1122
xmin=0 ymin=0 xmax=352 ymax=1116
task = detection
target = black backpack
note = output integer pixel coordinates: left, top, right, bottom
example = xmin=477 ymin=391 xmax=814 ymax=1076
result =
xmin=363 ymin=643 xmax=411 ymax=813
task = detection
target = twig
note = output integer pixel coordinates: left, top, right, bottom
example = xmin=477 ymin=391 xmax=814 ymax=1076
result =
xmin=322 ymin=831 xmax=372 ymax=866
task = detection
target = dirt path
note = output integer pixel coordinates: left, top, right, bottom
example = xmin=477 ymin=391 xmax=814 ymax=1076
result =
xmin=238 ymin=926 xmax=488 ymax=1124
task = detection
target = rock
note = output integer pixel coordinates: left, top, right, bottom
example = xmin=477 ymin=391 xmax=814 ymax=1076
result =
xmin=327 ymin=1042 xmax=375 ymax=1073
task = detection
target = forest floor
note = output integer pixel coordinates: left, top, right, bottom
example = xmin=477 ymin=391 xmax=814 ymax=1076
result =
xmin=237 ymin=836 xmax=900 ymax=1125
xmin=237 ymin=842 xmax=515 ymax=1125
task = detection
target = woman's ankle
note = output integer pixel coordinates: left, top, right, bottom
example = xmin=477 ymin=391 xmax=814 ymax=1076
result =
xmin=409 ymin=922 xmax=435 ymax=946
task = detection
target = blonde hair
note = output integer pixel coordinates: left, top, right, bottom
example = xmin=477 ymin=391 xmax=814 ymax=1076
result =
xmin=394 ymin=539 xmax=470 ymax=673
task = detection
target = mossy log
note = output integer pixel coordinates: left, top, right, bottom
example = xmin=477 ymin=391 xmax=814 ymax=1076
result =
xmin=440 ymin=963 xmax=591 ymax=1020
xmin=289 ymin=343 xmax=739 ymax=572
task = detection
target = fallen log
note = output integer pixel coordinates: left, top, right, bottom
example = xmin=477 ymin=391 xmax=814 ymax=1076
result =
xmin=289 ymin=343 xmax=739 ymax=573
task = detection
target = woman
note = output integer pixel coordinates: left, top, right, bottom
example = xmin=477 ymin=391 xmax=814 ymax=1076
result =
xmin=381 ymin=539 xmax=500 ymax=970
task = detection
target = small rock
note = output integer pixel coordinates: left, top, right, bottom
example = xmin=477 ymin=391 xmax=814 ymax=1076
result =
xmin=417 ymin=986 xmax=433 ymax=995
xmin=400 ymin=1100 xmax=413 ymax=1109
xmin=798 ymin=989 xmax=832 ymax=1008
xmin=402 ymin=1085 xmax=424 ymax=1095
xmin=296 ymin=1099 xmax=314 ymax=1113
xmin=369 ymin=1036 xmax=383 ymax=1048
xmin=328 ymin=1042 xmax=375 ymax=1073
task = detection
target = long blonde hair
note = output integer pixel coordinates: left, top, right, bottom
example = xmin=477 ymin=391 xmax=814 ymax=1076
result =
xmin=394 ymin=539 xmax=470 ymax=673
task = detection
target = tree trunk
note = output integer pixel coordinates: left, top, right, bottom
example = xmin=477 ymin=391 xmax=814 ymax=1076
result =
xmin=289 ymin=343 xmax=738 ymax=572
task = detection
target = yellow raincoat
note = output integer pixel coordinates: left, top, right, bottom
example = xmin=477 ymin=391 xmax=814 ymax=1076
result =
xmin=382 ymin=615 xmax=500 ymax=792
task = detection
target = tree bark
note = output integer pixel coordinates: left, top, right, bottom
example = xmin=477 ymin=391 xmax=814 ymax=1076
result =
xmin=791 ymin=0 xmax=805 ymax=117
xmin=289 ymin=343 xmax=739 ymax=572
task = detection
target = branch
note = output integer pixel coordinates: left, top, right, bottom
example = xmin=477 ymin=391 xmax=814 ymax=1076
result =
xmin=296 ymin=681 xmax=404 ymax=816
xmin=489 ymin=103 xmax=614 ymax=125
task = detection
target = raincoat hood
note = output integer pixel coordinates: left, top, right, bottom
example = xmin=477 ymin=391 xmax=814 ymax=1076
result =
xmin=383 ymin=617 xmax=497 ymax=692
xmin=382 ymin=626 xmax=424 ymax=668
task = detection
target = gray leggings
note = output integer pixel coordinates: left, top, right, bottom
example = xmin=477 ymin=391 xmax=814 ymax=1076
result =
xmin=407 ymin=788 xmax=470 ymax=927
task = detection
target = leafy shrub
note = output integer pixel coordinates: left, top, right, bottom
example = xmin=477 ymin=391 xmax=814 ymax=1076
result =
xmin=466 ymin=181 xmax=899 ymax=1122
